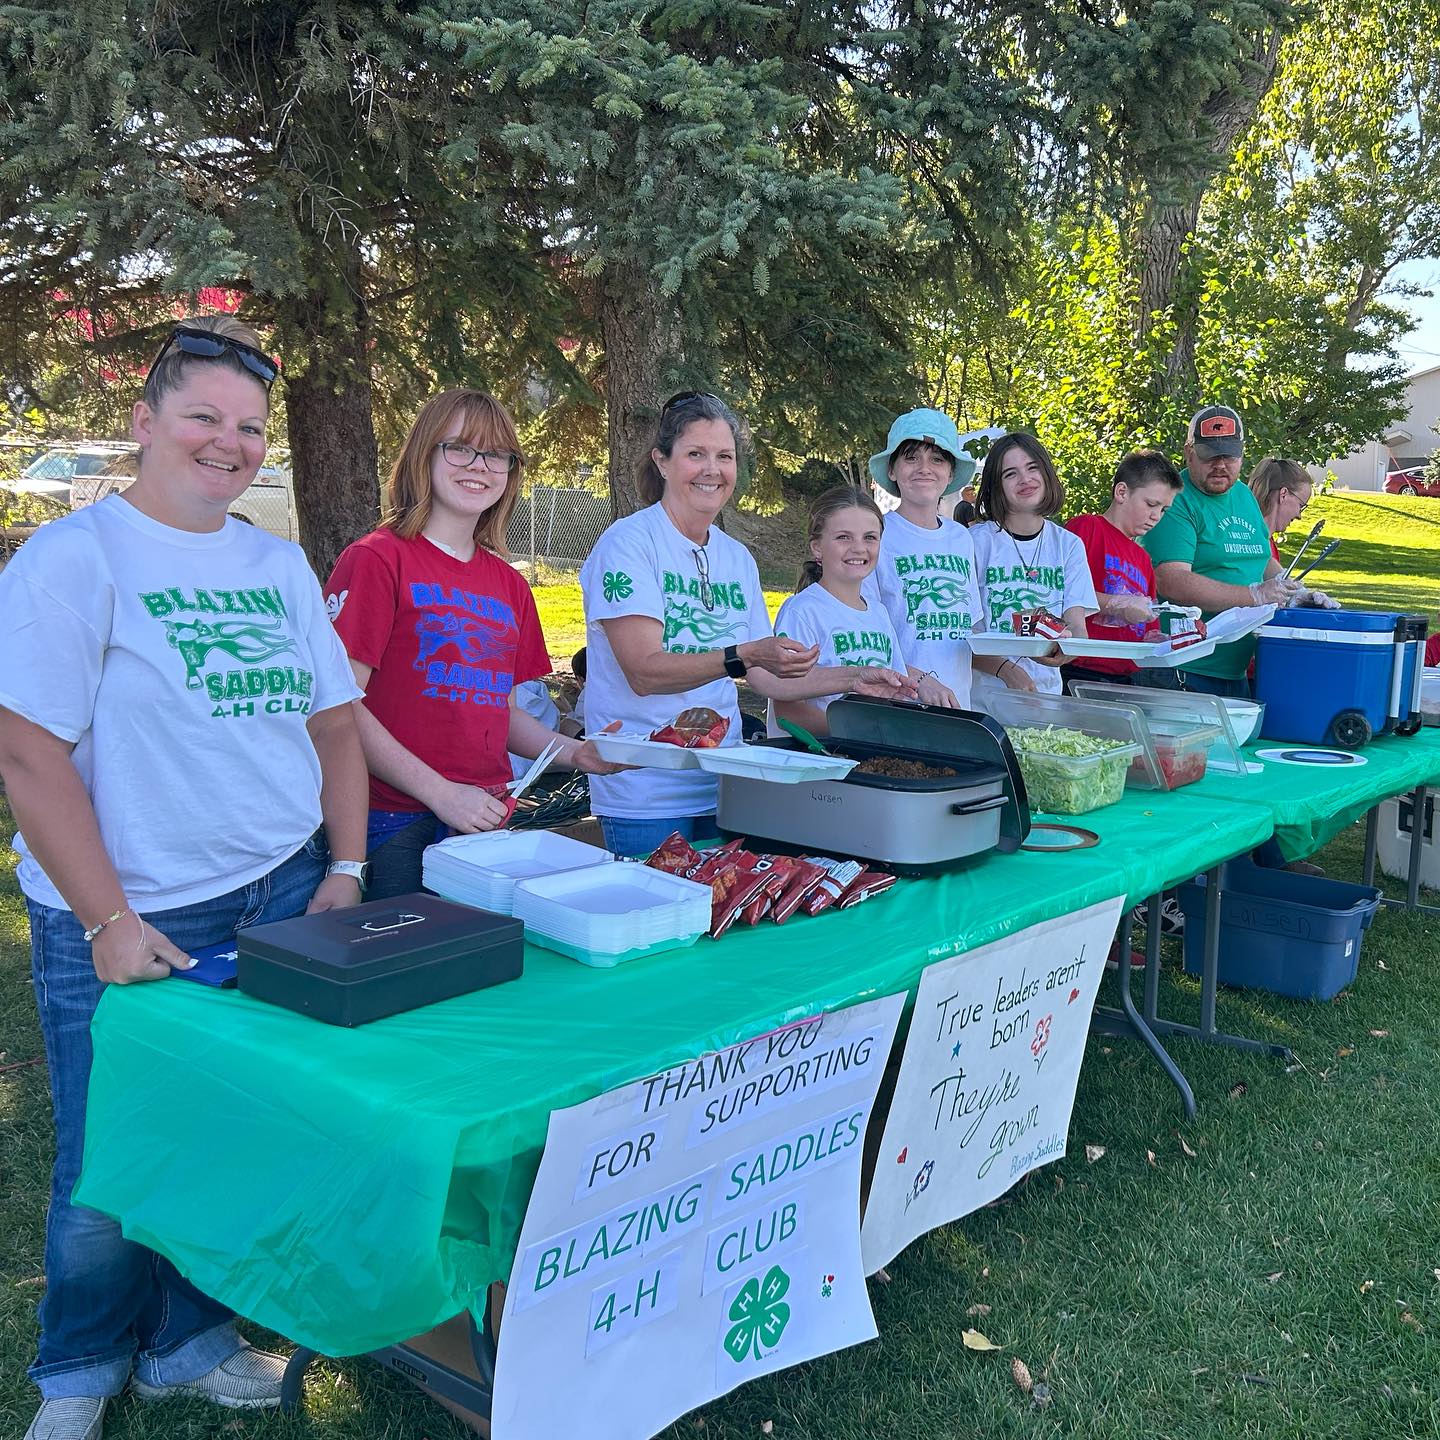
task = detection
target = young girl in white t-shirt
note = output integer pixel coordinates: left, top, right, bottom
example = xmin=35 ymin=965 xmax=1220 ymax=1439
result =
xmin=971 ymin=432 xmax=1098 ymax=696
xmin=771 ymin=486 xmax=946 ymax=737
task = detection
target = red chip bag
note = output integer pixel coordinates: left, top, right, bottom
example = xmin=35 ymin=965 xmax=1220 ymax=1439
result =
xmin=707 ymin=855 xmax=773 ymax=939
xmin=771 ymin=858 xmax=825 ymax=923
xmin=836 ymin=869 xmax=898 ymax=910
xmin=645 ymin=833 xmax=703 ymax=875
xmin=799 ymin=855 xmax=864 ymax=916
xmin=739 ymin=855 xmax=798 ymax=926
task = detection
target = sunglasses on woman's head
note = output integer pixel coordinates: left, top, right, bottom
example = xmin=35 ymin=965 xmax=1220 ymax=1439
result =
xmin=149 ymin=327 xmax=280 ymax=387
xmin=662 ymin=390 xmax=723 ymax=416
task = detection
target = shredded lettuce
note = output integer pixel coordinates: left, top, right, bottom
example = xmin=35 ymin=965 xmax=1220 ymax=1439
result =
xmin=1007 ymin=725 xmax=1131 ymax=814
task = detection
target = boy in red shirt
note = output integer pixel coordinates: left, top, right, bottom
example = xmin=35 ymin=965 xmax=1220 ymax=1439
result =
xmin=1062 ymin=450 xmax=1184 ymax=691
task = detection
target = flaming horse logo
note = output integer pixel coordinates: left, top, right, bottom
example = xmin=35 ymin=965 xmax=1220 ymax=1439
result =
xmin=902 ymin=575 xmax=972 ymax=622
xmin=163 ymin=620 xmax=298 ymax=690
xmin=663 ymin=600 xmax=742 ymax=647
xmin=413 ymin=613 xmax=514 ymax=669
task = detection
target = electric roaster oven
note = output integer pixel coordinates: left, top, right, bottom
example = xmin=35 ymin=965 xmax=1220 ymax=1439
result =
xmin=716 ymin=696 xmax=1030 ymax=874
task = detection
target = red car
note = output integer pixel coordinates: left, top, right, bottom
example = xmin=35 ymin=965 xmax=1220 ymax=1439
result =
xmin=1385 ymin=466 xmax=1440 ymax=496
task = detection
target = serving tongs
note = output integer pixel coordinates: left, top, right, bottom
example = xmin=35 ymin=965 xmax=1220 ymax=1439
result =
xmin=1292 ymin=538 xmax=1340 ymax=584
xmin=1281 ymin=519 xmax=1326 ymax=579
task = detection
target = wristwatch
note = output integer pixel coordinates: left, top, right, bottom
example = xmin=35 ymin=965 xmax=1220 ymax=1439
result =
xmin=326 ymin=859 xmax=370 ymax=891
xmin=722 ymin=644 xmax=748 ymax=679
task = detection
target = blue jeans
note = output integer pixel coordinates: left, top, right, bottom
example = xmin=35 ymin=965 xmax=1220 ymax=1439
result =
xmin=25 ymin=834 xmax=327 ymax=1399
xmin=598 ymin=813 xmax=721 ymax=858
xmin=367 ymin=810 xmax=448 ymax=900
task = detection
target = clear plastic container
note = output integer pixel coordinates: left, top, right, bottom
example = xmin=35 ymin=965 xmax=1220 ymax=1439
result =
xmin=1138 ymin=719 xmax=1220 ymax=791
xmin=1067 ymin=682 xmax=1248 ymax=778
xmin=1007 ymin=734 xmax=1140 ymax=814
xmin=982 ymin=690 xmax=1163 ymax=791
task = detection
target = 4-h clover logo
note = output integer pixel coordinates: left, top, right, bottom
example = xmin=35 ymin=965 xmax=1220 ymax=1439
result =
xmin=723 ymin=1264 xmax=791 ymax=1364
xmin=602 ymin=570 xmax=633 ymax=602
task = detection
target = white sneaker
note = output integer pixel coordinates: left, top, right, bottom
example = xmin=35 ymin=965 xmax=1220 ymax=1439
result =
xmin=24 ymin=1396 xmax=107 ymax=1440
xmin=131 ymin=1339 xmax=286 ymax=1410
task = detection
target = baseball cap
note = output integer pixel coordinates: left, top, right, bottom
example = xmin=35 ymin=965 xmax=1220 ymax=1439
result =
xmin=1186 ymin=404 xmax=1245 ymax=460
xmin=868 ymin=408 xmax=974 ymax=496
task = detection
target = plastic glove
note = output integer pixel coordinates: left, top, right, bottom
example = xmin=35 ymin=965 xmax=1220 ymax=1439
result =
xmin=1101 ymin=593 xmax=1159 ymax=624
xmin=1295 ymin=588 xmax=1341 ymax=610
xmin=1249 ymin=574 xmax=1302 ymax=607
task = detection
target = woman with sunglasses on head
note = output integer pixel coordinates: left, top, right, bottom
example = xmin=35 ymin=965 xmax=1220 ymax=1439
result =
xmin=580 ymin=391 xmax=912 ymax=857
xmin=0 ymin=315 xmax=369 ymax=1440
xmin=324 ymin=389 xmax=620 ymax=898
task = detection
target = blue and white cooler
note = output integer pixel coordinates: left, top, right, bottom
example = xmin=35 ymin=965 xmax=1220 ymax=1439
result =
xmin=1254 ymin=609 xmax=1428 ymax=748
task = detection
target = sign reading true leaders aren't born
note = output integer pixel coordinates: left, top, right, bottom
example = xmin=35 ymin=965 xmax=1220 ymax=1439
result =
xmin=860 ymin=897 xmax=1123 ymax=1275
xmin=492 ymin=993 xmax=905 ymax=1440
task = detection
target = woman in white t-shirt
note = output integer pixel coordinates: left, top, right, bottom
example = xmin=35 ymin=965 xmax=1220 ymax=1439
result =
xmin=580 ymin=392 xmax=910 ymax=856
xmin=0 ymin=316 xmax=368 ymax=1435
xmin=861 ymin=408 xmax=990 ymax=707
xmin=771 ymin=486 xmax=952 ymax=737
xmin=971 ymin=432 xmax=1099 ymax=696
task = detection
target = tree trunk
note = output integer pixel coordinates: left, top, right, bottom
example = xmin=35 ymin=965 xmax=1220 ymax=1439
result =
xmin=1135 ymin=195 xmax=1205 ymax=389
xmin=285 ymin=251 xmax=380 ymax=581
xmin=598 ymin=265 xmax=682 ymax=519
xmin=1132 ymin=29 xmax=1287 ymax=399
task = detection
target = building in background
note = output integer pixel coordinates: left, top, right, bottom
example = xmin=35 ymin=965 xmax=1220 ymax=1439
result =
xmin=1313 ymin=364 xmax=1440 ymax=490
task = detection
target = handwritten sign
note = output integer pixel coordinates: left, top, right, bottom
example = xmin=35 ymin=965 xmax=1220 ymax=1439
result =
xmin=492 ymin=993 xmax=905 ymax=1440
xmin=860 ymin=897 xmax=1122 ymax=1274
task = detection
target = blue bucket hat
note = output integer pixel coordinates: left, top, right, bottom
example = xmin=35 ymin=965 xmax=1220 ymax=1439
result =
xmin=868 ymin=408 xmax=976 ymax=496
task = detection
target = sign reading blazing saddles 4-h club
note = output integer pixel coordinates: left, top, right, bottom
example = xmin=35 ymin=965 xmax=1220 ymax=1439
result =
xmin=491 ymin=994 xmax=905 ymax=1440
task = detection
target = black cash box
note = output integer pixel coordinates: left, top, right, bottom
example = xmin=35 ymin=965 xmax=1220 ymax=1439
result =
xmin=236 ymin=893 xmax=523 ymax=1026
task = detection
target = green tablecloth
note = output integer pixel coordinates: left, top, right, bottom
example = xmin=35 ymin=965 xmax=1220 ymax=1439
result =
xmin=76 ymin=786 xmax=1271 ymax=1356
xmin=1193 ymin=729 xmax=1440 ymax=860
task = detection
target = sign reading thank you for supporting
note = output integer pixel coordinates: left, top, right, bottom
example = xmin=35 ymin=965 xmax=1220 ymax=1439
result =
xmin=492 ymin=992 xmax=905 ymax=1440
xmin=860 ymin=896 xmax=1123 ymax=1274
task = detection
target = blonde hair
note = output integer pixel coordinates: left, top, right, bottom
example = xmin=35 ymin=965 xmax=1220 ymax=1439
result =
xmin=1248 ymin=457 xmax=1310 ymax=519
xmin=383 ymin=389 xmax=526 ymax=554
xmin=797 ymin=485 xmax=884 ymax=591
xmin=142 ymin=314 xmax=270 ymax=410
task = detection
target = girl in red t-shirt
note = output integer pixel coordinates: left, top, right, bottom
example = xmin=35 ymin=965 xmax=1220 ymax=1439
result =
xmin=325 ymin=389 xmax=615 ymax=898
xmin=1062 ymin=449 xmax=1184 ymax=689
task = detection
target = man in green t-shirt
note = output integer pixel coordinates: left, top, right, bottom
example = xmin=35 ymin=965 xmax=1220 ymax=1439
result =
xmin=1140 ymin=404 xmax=1303 ymax=696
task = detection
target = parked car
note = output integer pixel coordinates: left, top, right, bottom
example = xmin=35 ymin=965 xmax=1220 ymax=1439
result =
xmin=1384 ymin=466 xmax=1440 ymax=497
xmin=71 ymin=452 xmax=299 ymax=541
xmin=14 ymin=442 xmax=139 ymax=508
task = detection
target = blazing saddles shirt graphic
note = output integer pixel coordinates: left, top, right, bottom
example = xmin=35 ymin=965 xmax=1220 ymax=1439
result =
xmin=767 ymin=584 xmax=900 ymax=736
xmin=581 ymin=503 xmax=772 ymax=819
xmin=0 ymin=496 xmax=360 ymax=911
xmin=325 ymin=529 xmax=552 ymax=809
xmin=863 ymin=511 xmax=982 ymax=707
xmin=971 ymin=520 xmax=1098 ymax=695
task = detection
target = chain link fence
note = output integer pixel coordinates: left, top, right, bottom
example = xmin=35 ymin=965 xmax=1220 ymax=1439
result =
xmin=507 ymin=485 xmax=609 ymax=567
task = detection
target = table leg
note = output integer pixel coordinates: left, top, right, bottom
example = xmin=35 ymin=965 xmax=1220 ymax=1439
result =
xmin=1127 ymin=866 xmax=1295 ymax=1064
xmin=372 ymin=1336 xmax=494 ymax=1420
xmin=1370 ymin=786 xmax=1440 ymax=917
xmin=280 ymin=1347 xmax=316 ymax=1412
xmin=1089 ymin=903 xmax=1196 ymax=1118
xmin=1407 ymin=785 xmax=1426 ymax=911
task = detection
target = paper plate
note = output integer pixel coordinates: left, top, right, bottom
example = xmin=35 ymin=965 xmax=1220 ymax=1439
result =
xmin=695 ymin=745 xmax=857 ymax=784
xmin=966 ymin=633 xmax=1058 ymax=658
xmin=1254 ymin=747 xmax=1368 ymax=767
xmin=590 ymin=733 xmax=706 ymax=769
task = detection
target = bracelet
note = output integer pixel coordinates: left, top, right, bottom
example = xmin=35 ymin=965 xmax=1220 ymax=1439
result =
xmin=83 ymin=907 xmax=132 ymax=944
xmin=1000 ymin=658 xmax=1017 ymax=675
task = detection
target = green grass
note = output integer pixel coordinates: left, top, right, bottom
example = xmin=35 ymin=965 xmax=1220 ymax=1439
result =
xmin=3 ymin=490 xmax=1439 ymax=1438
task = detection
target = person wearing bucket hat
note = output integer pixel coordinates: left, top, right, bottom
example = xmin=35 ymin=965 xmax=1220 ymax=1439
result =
xmin=580 ymin=391 xmax=910 ymax=856
xmin=862 ymin=407 xmax=988 ymax=708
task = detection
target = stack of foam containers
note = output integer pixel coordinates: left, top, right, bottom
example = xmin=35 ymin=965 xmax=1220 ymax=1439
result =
xmin=512 ymin=866 xmax=713 ymax=968
xmin=421 ymin=831 xmax=615 ymax=915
